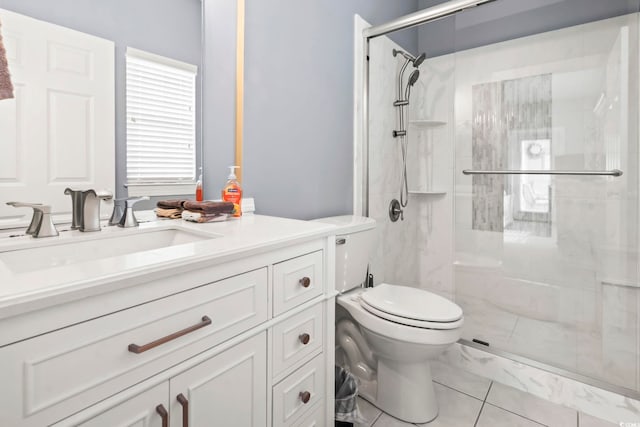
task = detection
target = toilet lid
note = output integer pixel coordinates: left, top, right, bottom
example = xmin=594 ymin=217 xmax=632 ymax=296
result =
xmin=361 ymin=283 xmax=463 ymax=323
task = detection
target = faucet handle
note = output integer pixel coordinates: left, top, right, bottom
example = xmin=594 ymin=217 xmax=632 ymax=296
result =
xmin=6 ymin=202 xmax=58 ymax=238
xmin=7 ymin=202 xmax=44 ymax=235
xmin=108 ymin=198 xmax=127 ymax=226
xmin=125 ymin=196 xmax=149 ymax=208
xmin=31 ymin=205 xmax=59 ymax=238
xmin=118 ymin=196 xmax=150 ymax=228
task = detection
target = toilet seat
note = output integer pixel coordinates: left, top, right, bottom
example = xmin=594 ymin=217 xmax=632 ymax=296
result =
xmin=360 ymin=299 xmax=463 ymax=330
xmin=360 ymin=283 xmax=463 ymax=330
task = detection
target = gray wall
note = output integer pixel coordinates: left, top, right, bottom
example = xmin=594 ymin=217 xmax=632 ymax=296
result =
xmin=242 ymin=0 xmax=418 ymax=220
xmin=0 ymin=0 xmax=202 ymax=205
xmin=418 ymin=0 xmax=639 ymax=57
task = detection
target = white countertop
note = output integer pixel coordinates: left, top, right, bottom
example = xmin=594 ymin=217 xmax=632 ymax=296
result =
xmin=0 ymin=214 xmax=336 ymax=318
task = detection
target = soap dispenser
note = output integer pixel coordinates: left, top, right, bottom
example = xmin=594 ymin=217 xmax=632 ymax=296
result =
xmin=221 ymin=165 xmax=242 ymax=217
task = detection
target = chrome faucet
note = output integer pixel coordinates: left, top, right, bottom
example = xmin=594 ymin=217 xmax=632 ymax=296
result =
xmin=118 ymin=197 xmax=149 ymax=228
xmin=78 ymin=190 xmax=113 ymax=232
xmin=6 ymin=202 xmax=59 ymax=238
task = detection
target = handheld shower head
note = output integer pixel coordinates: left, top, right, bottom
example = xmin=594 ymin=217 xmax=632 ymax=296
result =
xmin=404 ymin=70 xmax=420 ymax=101
xmin=408 ymin=70 xmax=420 ymax=86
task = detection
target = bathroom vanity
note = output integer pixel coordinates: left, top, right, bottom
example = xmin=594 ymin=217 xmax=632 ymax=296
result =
xmin=0 ymin=216 xmax=336 ymax=427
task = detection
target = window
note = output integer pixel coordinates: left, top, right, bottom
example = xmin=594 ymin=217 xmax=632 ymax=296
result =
xmin=125 ymin=47 xmax=197 ymax=196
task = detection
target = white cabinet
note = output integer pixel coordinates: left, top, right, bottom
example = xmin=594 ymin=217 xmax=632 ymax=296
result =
xmin=169 ymin=333 xmax=267 ymax=427
xmin=64 ymin=333 xmax=267 ymax=427
xmin=1 ymin=236 xmax=335 ymax=427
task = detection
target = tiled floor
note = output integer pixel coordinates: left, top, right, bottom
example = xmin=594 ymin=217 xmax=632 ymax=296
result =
xmin=354 ymin=361 xmax=618 ymax=427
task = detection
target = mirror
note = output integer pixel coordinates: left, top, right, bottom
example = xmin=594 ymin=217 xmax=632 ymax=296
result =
xmin=0 ymin=0 xmax=202 ymax=227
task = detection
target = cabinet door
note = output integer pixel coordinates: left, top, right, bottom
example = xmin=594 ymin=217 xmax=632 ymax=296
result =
xmin=169 ymin=333 xmax=267 ymax=427
xmin=69 ymin=382 xmax=169 ymax=427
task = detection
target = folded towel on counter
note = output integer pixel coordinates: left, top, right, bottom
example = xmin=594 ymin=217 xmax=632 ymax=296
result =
xmin=155 ymin=207 xmax=183 ymax=219
xmin=0 ymin=19 xmax=15 ymax=101
xmin=183 ymin=201 xmax=235 ymax=215
xmin=157 ymin=199 xmax=187 ymax=209
xmin=182 ymin=210 xmax=229 ymax=223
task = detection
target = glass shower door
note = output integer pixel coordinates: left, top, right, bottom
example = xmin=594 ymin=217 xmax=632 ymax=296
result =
xmin=453 ymin=8 xmax=640 ymax=392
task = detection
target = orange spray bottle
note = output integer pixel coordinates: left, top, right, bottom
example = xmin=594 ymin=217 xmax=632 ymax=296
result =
xmin=195 ymin=167 xmax=203 ymax=201
xmin=221 ymin=166 xmax=242 ymax=217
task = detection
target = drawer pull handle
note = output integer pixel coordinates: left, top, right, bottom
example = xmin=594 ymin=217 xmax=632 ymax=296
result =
xmin=299 ymin=277 xmax=311 ymax=288
xmin=177 ymin=393 xmax=189 ymax=427
xmin=299 ymin=391 xmax=311 ymax=404
xmin=156 ymin=404 xmax=168 ymax=427
xmin=299 ymin=333 xmax=311 ymax=345
xmin=128 ymin=316 xmax=212 ymax=354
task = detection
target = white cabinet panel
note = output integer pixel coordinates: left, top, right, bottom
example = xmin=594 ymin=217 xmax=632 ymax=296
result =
xmin=273 ymin=354 xmax=325 ymax=426
xmin=170 ymin=332 xmax=267 ymax=427
xmin=272 ymin=302 xmax=323 ymax=379
xmin=273 ymin=251 xmax=323 ymax=315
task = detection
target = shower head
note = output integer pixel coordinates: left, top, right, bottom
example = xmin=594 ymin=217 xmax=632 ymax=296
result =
xmin=393 ymin=49 xmax=427 ymax=68
xmin=404 ymin=70 xmax=420 ymax=101
xmin=413 ymin=52 xmax=427 ymax=68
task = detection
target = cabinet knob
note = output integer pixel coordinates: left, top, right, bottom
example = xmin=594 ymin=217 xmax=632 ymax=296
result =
xmin=299 ymin=333 xmax=310 ymax=345
xmin=299 ymin=277 xmax=311 ymax=288
xmin=299 ymin=391 xmax=311 ymax=404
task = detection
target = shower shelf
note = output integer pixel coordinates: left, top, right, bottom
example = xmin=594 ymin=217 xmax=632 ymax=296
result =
xmin=408 ymin=190 xmax=447 ymax=195
xmin=408 ymin=120 xmax=447 ymax=128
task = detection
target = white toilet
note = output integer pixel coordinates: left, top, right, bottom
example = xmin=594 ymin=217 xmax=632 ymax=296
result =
xmin=317 ymin=216 xmax=463 ymax=424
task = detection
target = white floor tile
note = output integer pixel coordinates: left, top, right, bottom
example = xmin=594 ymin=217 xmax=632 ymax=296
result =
xmin=578 ymin=412 xmax=619 ymax=427
xmin=417 ymin=383 xmax=483 ymax=426
xmin=430 ymin=360 xmax=492 ymax=400
xmin=476 ymin=404 xmax=545 ymax=427
xmin=372 ymin=412 xmax=415 ymax=427
xmin=356 ymin=397 xmax=382 ymax=427
xmin=486 ymin=382 xmax=578 ymax=427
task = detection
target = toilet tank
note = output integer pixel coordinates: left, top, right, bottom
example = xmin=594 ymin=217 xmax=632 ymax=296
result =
xmin=312 ymin=215 xmax=375 ymax=293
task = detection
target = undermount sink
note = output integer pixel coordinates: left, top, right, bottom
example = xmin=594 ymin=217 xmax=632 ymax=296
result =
xmin=0 ymin=227 xmax=217 ymax=274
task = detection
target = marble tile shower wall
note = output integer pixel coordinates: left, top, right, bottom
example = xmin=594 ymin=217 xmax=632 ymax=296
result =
xmin=368 ymin=34 xmax=455 ymax=299
xmin=368 ymin=13 xmax=640 ymax=392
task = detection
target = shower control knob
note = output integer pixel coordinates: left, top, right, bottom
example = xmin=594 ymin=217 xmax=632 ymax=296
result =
xmin=299 ymin=277 xmax=311 ymax=288
xmin=299 ymin=391 xmax=311 ymax=404
xmin=299 ymin=333 xmax=310 ymax=345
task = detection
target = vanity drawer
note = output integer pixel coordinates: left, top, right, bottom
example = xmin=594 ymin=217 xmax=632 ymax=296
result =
xmin=273 ymin=250 xmax=323 ymax=315
xmin=272 ymin=302 xmax=323 ymax=379
xmin=273 ymin=354 xmax=325 ymax=426
xmin=289 ymin=401 xmax=325 ymax=427
xmin=0 ymin=268 xmax=268 ymax=426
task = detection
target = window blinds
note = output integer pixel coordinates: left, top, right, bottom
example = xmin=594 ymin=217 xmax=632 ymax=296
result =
xmin=126 ymin=48 xmax=197 ymax=184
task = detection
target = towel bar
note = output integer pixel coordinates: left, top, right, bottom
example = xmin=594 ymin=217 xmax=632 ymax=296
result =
xmin=462 ymin=169 xmax=623 ymax=177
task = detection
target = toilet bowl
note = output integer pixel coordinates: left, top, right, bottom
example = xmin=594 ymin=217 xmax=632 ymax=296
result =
xmin=314 ymin=216 xmax=463 ymax=424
